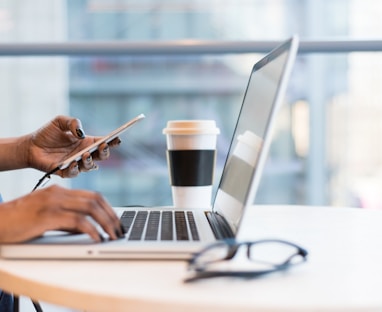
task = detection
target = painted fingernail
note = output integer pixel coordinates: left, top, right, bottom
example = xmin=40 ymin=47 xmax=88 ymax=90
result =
xmin=114 ymin=229 xmax=121 ymax=239
xmin=90 ymin=164 xmax=99 ymax=171
xmin=99 ymin=234 xmax=105 ymax=242
xmin=76 ymin=128 xmax=85 ymax=139
xmin=115 ymin=228 xmax=125 ymax=239
xmin=120 ymin=223 xmax=126 ymax=234
xmin=103 ymin=146 xmax=109 ymax=154
xmin=86 ymin=156 xmax=92 ymax=163
xmin=70 ymin=164 xmax=80 ymax=174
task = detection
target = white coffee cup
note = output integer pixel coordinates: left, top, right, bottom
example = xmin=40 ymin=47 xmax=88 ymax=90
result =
xmin=163 ymin=120 xmax=220 ymax=209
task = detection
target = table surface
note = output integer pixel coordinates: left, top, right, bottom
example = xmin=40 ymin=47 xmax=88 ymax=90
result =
xmin=1 ymin=205 xmax=382 ymax=312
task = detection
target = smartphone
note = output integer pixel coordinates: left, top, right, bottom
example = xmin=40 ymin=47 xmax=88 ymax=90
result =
xmin=58 ymin=113 xmax=145 ymax=170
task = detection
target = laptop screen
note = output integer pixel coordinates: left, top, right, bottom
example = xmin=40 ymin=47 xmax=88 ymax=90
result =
xmin=213 ymin=37 xmax=298 ymax=234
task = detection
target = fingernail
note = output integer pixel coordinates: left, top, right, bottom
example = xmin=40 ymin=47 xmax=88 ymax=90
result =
xmin=76 ymin=128 xmax=85 ymax=139
xmin=99 ymin=234 xmax=105 ymax=242
xmin=86 ymin=156 xmax=92 ymax=163
xmin=71 ymin=164 xmax=80 ymax=174
xmin=115 ymin=228 xmax=125 ymax=239
xmin=89 ymin=164 xmax=99 ymax=171
xmin=103 ymin=146 xmax=109 ymax=154
xmin=114 ymin=229 xmax=121 ymax=239
xmin=120 ymin=223 xmax=126 ymax=234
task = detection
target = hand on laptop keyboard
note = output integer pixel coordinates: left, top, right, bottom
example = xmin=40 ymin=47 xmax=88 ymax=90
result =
xmin=0 ymin=185 xmax=125 ymax=243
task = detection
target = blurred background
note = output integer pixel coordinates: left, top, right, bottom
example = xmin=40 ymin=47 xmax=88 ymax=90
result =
xmin=1 ymin=0 xmax=382 ymax=209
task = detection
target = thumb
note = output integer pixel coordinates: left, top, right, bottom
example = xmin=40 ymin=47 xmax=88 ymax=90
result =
xmin=54 ymin=115 xmax=86 ymax=139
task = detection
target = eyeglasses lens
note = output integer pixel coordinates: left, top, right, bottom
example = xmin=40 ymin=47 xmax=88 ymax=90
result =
xmin=195 ymin=243 xmax=231 ymax=265
xmin=249 ymin=241 xmax=302 ymax=265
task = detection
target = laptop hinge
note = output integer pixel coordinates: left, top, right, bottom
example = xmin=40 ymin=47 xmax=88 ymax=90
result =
xmin=205 ymin=211 xmax=234 ymax=240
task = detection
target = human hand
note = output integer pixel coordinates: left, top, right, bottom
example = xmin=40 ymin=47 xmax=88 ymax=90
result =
xmin=26 ymin=115 xmax=121 ymax=178
xmin=0 ymin=185 xmax=124 ymax=243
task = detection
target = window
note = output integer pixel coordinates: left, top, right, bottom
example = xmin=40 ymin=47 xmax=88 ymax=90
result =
xmin=1 ymin=0 xmax=382 ymax=209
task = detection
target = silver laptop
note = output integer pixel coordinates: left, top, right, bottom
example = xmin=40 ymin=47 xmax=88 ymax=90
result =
xmin=0 ymin=36 xmax=299 ymax=260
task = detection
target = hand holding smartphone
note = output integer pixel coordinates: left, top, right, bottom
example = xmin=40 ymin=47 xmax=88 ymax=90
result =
xmin=58 ymin=113 xmax=145 ymax=170
xmin=32 ymin=113 xmax=145 ymax=192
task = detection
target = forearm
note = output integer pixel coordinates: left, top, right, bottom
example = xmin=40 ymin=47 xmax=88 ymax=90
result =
xmin=0 ymin=135 xmax=30 ymax=171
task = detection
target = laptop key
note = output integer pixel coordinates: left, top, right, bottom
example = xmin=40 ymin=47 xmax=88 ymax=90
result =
xmin=120 ymin=210 xmax=136 ymax=233
xmin=129 ymin=211 xmax=148 ymax=240
xmin=145 ymin=211 xmax=160 ymax=241
xmin=187 ymin=211 xmax=200 ymax=241
xmin=175 ymin=211 xmax=189 ymax=241
xmin=161 ymin=211 xmax=173 ymax=241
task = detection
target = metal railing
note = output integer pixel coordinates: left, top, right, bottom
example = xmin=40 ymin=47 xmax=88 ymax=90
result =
xmin=0 ymin=40 xmax=382 ymax=56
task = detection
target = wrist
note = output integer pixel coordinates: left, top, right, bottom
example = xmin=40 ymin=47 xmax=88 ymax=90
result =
xmin=19 ymin=134 xmax=33 ymax=168
xmin=0 ymin=134 xmax=32 ymax=171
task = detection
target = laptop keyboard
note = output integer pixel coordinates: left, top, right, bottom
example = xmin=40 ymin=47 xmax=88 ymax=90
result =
xmin=120 ymin=210 xmax=200 ymax=241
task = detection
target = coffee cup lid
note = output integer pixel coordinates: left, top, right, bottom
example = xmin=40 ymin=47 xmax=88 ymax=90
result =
xmin=163 ymin=120 xmax=220 ymax=135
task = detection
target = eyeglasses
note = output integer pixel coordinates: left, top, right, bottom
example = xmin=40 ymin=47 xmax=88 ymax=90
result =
xmin=184 ymin=238 xmax=308 ymax=283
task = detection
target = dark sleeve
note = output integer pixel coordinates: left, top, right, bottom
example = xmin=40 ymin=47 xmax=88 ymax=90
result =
xmin=0 ymin=291 xmax=14 ymax=312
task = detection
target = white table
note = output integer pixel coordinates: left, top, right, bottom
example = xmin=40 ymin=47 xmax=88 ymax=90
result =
xmin=1 ymin=205 xmax=382 ymax=312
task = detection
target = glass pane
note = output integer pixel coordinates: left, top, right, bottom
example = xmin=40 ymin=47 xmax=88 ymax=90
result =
xmin=69 ymin=54 xmax=250 ymax=206
xmin=1 ymin=0 xmax=382 ymax=210
xmin=0 ymin=56 xmax=69 ymax=197
xmin=0 ymin=0 xmax=381 ymax=43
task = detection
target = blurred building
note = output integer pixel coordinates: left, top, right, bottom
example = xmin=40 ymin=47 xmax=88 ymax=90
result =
xmin=2 ymin=1 xmax=382 ymax=209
